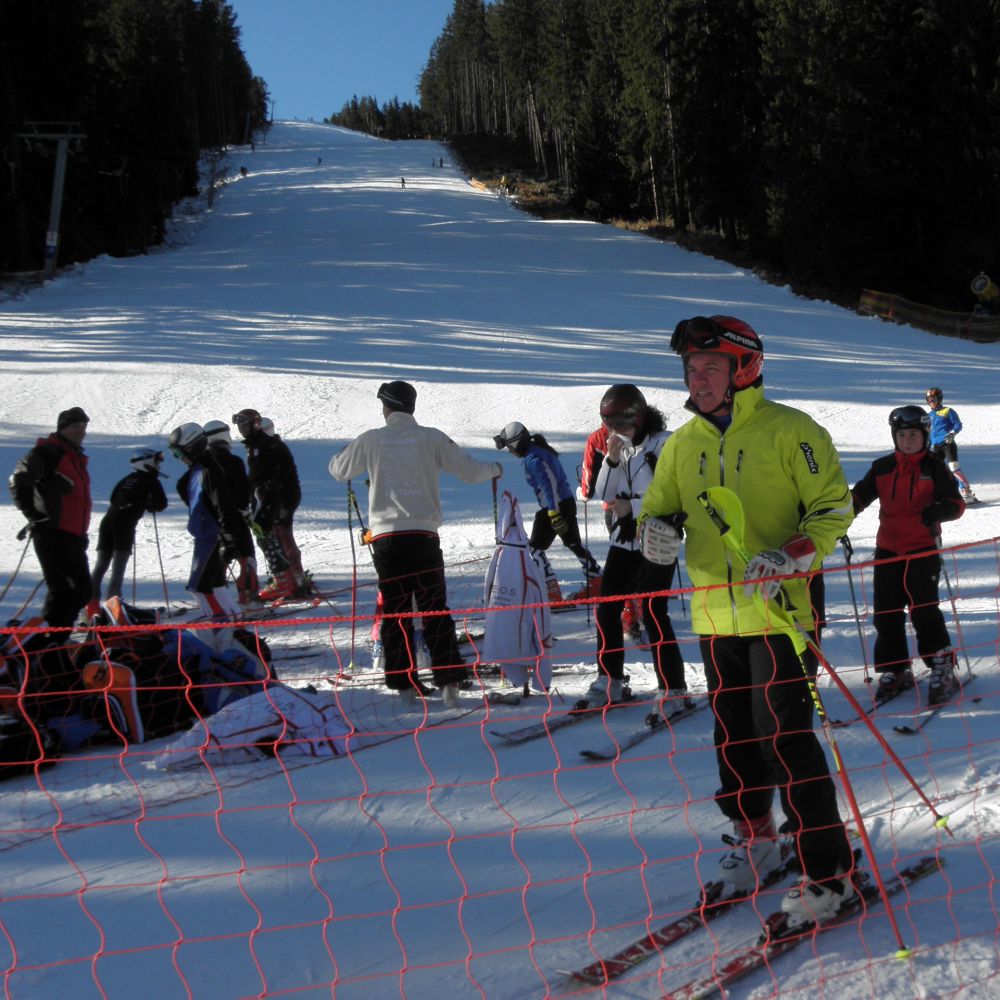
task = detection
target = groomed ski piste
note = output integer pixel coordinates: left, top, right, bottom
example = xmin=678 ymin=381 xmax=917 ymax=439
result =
xmin=0 ymin=120 xmax=998 ymax=998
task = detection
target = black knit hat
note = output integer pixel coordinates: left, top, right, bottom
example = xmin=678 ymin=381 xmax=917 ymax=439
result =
xmin=377 ymin=380 xmax=417 ymax=414
xmin=57 ymin=406 xmax=89 ymax=430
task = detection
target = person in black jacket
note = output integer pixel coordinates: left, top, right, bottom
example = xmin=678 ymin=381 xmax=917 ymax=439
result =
xmin=203 ymin=420 xmax=259 ymax=604
xmin=9 ymin=407 xmax=93 ymax=628
xmin=87 ymin=448 xmax=168 ymax=618
xmin=233 ymin=408 xmax=307 ymax=600
xmin=169 ymin=423 xmax=244 ymax=620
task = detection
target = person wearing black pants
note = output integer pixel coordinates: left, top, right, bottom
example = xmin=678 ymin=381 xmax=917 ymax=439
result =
xmin=702 ymin=633 xmax=849 ymax=882
xmin=10 ymin=407 xmax=93 ymax=629
xmin=370 ymin=533 xmax=466 ymax=692
xmin=596 ymin=549 xmax=685 ymax=693
xmin=588 ymin=384 xmax=687 ymax=707
xmin=329 ymin=380 xmax=502 ymax=707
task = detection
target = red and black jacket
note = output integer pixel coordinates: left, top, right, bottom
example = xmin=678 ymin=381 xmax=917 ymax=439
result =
xmin=851 ymin=448 xmax=964 ymax=555
xmin=9 ymin=433 xmax=91 ymax=537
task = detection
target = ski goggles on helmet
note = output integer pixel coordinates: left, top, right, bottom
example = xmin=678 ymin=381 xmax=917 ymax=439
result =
xmin=889 ymin=405 xmax=930 ymax=432
xmin=232 ymin=410 xmax=259 ymax=427
xmin=601 ymin=405 xmax=641 ymax=430
xmin=168 ymin=445 xmax=186 ymax=461
xmin=669 ymin=316 xmax=731 ymax=354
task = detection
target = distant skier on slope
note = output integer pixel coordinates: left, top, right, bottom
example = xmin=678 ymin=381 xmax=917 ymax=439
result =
xmin=925 ymin=387 xmax=978 ymax=503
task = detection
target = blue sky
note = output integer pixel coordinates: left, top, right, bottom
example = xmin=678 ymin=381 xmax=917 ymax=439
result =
xmin=229 ymin=0 xmax=455 ymax=120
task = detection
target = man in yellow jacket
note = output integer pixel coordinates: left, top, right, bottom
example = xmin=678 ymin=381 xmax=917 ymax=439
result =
xmin=639 ymin=315 xmax=856 ymax=928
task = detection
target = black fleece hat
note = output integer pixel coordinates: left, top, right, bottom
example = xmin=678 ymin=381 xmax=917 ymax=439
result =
xmin=57 ymin=406 xmax=90 ymax=430
xmin=377 ymin=380 xmax=417 ymax=414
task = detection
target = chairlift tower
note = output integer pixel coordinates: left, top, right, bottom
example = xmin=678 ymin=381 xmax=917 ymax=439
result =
xmin=16 ymin=122 xmax=87 ymax=279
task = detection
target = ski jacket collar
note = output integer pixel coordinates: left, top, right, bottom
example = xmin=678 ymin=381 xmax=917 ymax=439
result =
xmin=684 ymin=382 xmax=764 ymax=433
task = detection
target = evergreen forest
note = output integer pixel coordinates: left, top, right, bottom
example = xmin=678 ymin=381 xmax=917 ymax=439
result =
xmin=1 ymin=0 xmax=269 ymax=274
xmin=417 ymin=0 xmax=1000 ymax=308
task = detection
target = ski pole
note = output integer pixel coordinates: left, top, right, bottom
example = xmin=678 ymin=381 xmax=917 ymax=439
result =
xmin=935 ymin=535 xmax=973 ymax=677
xmin=0 ymin=534 xmax=32 ymax=605
xmin=346 ymin=482 xmax=359 ymax=669
xmin=698 ymin=488 xmax=943 ymax=957
xmin=151 ymin=512 xmax=172 ymax=616
xmin=840 ymin=535 xmax=871 ymax=683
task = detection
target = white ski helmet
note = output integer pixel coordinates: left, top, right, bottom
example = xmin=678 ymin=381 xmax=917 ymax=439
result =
xmin=493 ymin=421 xmax=530 ymax=457
xmin=130 ymin=447 xmax=165 ymax=474
xmin=167 ymin=422 xmax=206 ymax=459
xmin=203 ymin=419 xmax=232 ymax=446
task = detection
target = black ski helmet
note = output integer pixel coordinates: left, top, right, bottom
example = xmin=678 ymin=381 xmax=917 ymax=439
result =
xmin=888 ymin=405 xmax=930 ymax=448
xmin=493 ymin=421 xmax=530 ymax=457
xmin=599 ymin=384 xmax=647 ymax=431
xmin=925 ymin=386 xmax=943 ymax=408
xmin=167 ymin=422 xmax=207 ymax=460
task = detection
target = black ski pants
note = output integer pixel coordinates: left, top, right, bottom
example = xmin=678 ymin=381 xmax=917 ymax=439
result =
xmin=700 ymin=633 xmax=853 ymax=883
xmin=33 ymin=528 xmax=91 ymax=628
xmin=872 ymin=547 xmax=950 ymax=673
xmin=529 ymin=498 xmax=600 ymax=576
xmin=596 ymin=547 xmax=685 ymax=689
xmin=371 ymin=532 xmax=467 ymax=690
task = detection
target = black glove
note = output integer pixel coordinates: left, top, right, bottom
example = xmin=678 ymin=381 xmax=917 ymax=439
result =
xmin=17 ymin=517 xmax=48 ymax=540
xmin=615 ymin=512 xmax=637 ymax=543
xmin=944 ymin=432 xmax=955 ymax=445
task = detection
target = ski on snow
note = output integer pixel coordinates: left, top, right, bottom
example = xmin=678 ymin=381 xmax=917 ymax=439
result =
xmin=579 ymin=697 xmax=709 ymax=760
xmin=489 ymin=690 xmax=640 ymax=746
xmin=893 ymin=674 xmax=977 ymax=735
xmin=664 ymin=854 xmax=943 ymax=1000
xmin=558 ymin=849 xmax=799 ymax=990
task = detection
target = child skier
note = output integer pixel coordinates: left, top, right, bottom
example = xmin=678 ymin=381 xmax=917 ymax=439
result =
xmin=493 ymin=421 xmax=601 ymax=602
xmin=851 ymin=405 xmax=965 ymax=705
xmin=87 ymin=448 xmax=168 ymax=618
xmin=925 ymin=387 xmax=978 ymax=503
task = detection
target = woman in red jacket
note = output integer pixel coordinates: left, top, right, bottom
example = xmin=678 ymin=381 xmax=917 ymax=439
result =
xmin=851 ymin=405 xmax=964 ymax=705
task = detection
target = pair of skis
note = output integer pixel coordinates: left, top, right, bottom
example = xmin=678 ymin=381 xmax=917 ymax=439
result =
xmin=488 ymin=688 xmax=638 ymax=746
xmin=558 ymin=854 xmax=942 ymax=997
xmin=579 ymin=697 xmax=708 ymax=760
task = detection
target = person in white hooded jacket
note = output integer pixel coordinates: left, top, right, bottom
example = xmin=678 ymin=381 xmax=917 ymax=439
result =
xmin=586 ymin=385 xmax=690 ymax=709
xmin=329 ymin=381 xmax=502 ymax=706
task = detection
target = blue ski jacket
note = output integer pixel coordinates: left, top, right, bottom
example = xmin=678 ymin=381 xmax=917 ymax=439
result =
xmin=927 ymin=405 xmax=962 ymax=447
xmin=521 ymin=444 xmax=572 ymax=511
